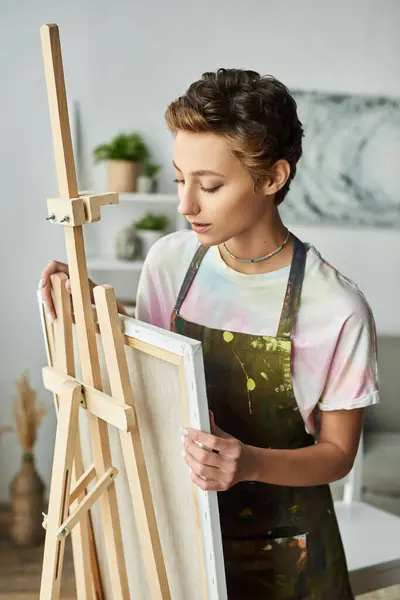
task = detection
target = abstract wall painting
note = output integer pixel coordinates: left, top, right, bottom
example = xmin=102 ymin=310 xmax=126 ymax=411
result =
xmin=281 ymin=91 xmax=400 ymax=228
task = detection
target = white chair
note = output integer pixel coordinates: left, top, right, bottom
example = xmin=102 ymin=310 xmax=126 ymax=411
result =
xmin=334 ymin=432 xmax=400 ymax=595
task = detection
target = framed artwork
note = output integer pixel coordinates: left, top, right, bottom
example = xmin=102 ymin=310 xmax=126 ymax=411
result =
xmin=281 ymin=91 xmax=400 ymax=227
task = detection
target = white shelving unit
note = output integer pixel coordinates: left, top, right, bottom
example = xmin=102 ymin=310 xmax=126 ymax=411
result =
xmin=119 ymin=192 xmax=179 ymax=204
xmin=86 ymin=192 xmax=185 ymax=272
xmin=86 ymin=257 xmax=144 ymax=272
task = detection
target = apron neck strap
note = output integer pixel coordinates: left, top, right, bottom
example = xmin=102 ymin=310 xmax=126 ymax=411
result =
xmin=276 ymin=234 xmax=307 ymax=340
xmin=173 ymin=243 xmax=209 ymax=317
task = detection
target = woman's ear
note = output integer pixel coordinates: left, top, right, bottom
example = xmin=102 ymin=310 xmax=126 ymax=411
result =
xmin=261 ymin=160 xmax=291 ymax=196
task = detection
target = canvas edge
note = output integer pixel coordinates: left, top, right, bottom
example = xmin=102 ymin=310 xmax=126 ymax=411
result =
xmin=122 ymin=314 xmax=201 ymax=354
xmin=183 ymin=343 xmax=228 ymax=600
xmin=36 ymin=290 xmax=59 ymax=415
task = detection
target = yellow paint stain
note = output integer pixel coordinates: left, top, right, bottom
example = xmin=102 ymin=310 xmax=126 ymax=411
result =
xmin=247 ymin=378 xmax=256 ymax=391
xmin=223 ymin=331 xmax=234 ymax=343
xmin=290 ymin=504 xmax=301 ymax=514
xmin=260 ymin=372 xmax=268 ymax=381
xmin=250 ymin=339 xmax=263 ymax=349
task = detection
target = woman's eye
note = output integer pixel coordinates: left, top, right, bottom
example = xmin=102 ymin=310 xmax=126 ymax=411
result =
xmin=173 ymin=179 xmax=221 ymax=193
xmin=200 ymin=185 xmax=222 ymax=194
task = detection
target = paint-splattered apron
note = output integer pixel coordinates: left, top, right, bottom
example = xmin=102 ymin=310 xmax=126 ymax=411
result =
xmin=170 ymin=234 xmax=353 ymax=599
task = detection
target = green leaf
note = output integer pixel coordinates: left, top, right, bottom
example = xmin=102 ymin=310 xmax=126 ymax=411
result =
xmin=92 ymin=132 xmax=150 ymax=163
xmin=135 ymin=212 xmax=168 ymax=231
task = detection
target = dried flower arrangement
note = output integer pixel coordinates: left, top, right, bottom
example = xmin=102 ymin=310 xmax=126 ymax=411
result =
xmin=9 ymin=371 xmax=47 ymax=546
xmin=13 ymin=371 xmax=47 ymax=454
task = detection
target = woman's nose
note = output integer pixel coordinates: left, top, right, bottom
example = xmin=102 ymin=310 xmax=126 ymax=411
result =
xmin=177 ymin=187 xmax=199 ymax=217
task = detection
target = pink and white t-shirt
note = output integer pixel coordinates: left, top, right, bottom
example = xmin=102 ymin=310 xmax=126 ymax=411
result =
xmin=136 ymin=230 xmax=379 ymax=428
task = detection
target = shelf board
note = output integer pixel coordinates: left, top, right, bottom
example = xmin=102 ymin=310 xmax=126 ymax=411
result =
xmin=87 ymin=257 xmax=144 ymax=272
xmin=118 ymin=193 xmax=178 ymax=203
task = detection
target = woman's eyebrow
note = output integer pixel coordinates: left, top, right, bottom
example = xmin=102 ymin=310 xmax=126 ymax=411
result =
xmin=173 ymin=161 xmax=225 ymax=178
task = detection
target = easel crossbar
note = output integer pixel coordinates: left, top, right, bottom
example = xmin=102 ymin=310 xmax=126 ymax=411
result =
xmin=43 ymin=366 xmax=136 ymax=432
xmin=43 ymin=467 xmax=119 ymax=540
xmin=69 ymin=464 xmax=96 ymax=504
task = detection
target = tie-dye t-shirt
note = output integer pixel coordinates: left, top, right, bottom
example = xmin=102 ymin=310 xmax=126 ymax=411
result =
xmin=135 ymin=230 xmax=379 ymax=428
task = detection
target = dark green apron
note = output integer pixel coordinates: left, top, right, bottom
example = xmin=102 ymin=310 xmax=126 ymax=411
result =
xmin=171 ymin=234 xmax=353 ymax=599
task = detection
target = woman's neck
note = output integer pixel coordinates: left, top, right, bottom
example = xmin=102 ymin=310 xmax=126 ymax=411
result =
xmin=218 ymin=211 xmax=293 ymax=275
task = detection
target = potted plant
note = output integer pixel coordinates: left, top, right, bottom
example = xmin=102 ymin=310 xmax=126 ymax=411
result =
xmin=135 ymin=212 xmax=168 ymax=256
xmin=93 ymin=132 xmax=150 ymax=193
xmin=137 ymin=163 xmax=161 ymax=194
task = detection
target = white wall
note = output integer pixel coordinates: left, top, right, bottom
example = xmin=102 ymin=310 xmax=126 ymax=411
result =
xmin=0 ymin=0 xmax=399 ymax=502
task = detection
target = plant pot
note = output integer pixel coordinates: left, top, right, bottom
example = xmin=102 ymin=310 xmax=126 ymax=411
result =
xmin=136 ymin=229 xmax=165 ymax=257
xmin=107 ymin=160 xmax=138 ymax=193
xmin=9 ymin=453 xmax=45 ymax=547
xmin=137 ymin=175 xmax=152 ymax=194
xmin=115 ymin=225 xmax=141 ymax=260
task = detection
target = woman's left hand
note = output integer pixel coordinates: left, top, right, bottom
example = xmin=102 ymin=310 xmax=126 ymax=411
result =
xmin=182 ymin=411 xmax=255 ymax=492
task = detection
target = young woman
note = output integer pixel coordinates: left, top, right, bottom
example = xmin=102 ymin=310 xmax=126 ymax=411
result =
xmin=41 ymin=69 xmax=379 ymax=599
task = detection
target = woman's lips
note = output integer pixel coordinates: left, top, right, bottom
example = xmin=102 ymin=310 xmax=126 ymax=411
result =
xmin=191 ymin=223 xmax=211 ymax=233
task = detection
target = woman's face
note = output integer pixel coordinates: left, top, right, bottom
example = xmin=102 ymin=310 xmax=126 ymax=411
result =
xmin=173 ymin=131 xmax=273 ymax=246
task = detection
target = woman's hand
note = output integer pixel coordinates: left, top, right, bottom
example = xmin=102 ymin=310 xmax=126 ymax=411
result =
xmin=40 ymin=260 xmax=130 ymax=321
xmin=39 ymin=260 xmax=98 ymax=322
xmin=40 ymin=260 xmax=72 ymax=322
xmin=182 ymin=411 xmax=256 ymax=492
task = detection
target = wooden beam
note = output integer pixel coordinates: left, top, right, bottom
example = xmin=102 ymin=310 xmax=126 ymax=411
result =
xmin=42 ymin=366 xmax=135 ymax=432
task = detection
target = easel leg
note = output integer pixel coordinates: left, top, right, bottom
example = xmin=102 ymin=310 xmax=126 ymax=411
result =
xmin=50 ymin=273 xmax=103 ymax=599
xmin=66 ymin=228 xmax=130 ymax=599
xmin=40 ymin=380 xmax=82 ymax=600
xmin=71 ymin=436 xmax=102 ymax=600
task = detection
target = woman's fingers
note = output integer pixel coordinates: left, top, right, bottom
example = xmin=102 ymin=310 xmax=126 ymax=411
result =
xmin=39 ymin=260 xmax=69 ymax=321
xmin=40 ymin=278 xmax=56 ymax=322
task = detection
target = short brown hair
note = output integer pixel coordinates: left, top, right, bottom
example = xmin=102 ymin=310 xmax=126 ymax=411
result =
xmin=165 ymin=69 xmax=303 ymax=205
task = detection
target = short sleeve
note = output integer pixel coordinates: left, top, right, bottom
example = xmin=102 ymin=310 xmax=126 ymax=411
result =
xmin=135 ymin=239 xmax=174 ymax=329
xmin=319 ymin=294 xmax=379 ymax=411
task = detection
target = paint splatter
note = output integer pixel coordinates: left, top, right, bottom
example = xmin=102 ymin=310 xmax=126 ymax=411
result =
xmin=247 ymin=378 xmax=256 ymax=391
xmin=222 ymin=331 xmax=253 ymax=414
xmin=223 ymin=331 xmax=234 ymax=343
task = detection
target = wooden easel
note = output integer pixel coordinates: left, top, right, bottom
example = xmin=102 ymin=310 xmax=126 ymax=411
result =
xmin=39 ymin=24 xmax=171 ymax=600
